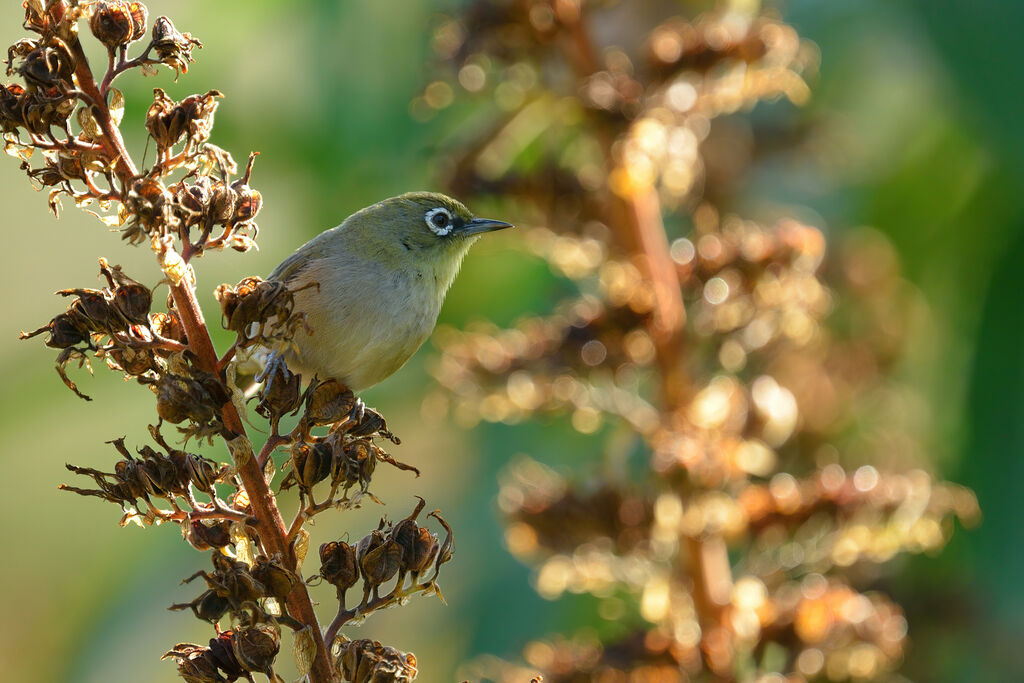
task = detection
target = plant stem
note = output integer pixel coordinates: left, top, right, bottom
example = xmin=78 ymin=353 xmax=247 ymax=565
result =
xmin=69 ymin=35 xmax=335 ymax=683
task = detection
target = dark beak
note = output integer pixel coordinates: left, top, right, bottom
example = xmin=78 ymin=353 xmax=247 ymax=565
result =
xmin=457 ymin=217 xmax=514 ymax=236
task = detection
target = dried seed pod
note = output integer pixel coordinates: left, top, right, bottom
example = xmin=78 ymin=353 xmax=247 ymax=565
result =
xmin=231 ymin=623 xmax=280 ymax=675
xmin=330 ymin=437 xmax=377 ymax=492
xmin=250 ymin=554 xmax=297 ymax=602
xmin=205 ymin=631 xmax=247 ymax=680
xmin=303 ymin=378 xmax=357 ymax=427
xmin=162 ymin=645 xmax=224 ymax=683
xmin=169 ymin=588 xmax=231 ymax=625
xmin=281 ymin=440 xmax=333 ymax=493
xmin=185 ymin=519 xmax=232 ymax=551
xmin=154 ymin=372 xmax=226 ymax=432
xmin=150 ymin=310 xmax=186 ymax=346
xmin=58 ymin=288 xmax=117 ymax=331
xmin=55 ymin=153 xmax=87 ymax=182
xmin=100 ymin=259 xmax=153 ymax=325
xmin=182 ymin=553 xmax=267 ymax=608
xmin=146 ymin=88 xmax=221 ymax=152
xmin=150 ymin=15 xmax=202 ymax=76
xmin=253 ymin=359 xmax=302 ymax=430
xmin=145 ymin=87 xmax=186 ymax=149
xmin=18 ymin=38 xmax=75 ymax=89
xmin=391 ymin=498 xmax=439 ymax=578
xmin=106 ymin=345 xmax=159 ymax=376
xmin=349 ymin=405 xmax=398 ymax=442
xmin=208 ymin=179 xmax=236 ymax=223
xmin=214 ymin=276 xmax=299 ymax=344
xmin=0 ymin=83 xmax=24 ymax=133
xmin=229 ymin=153 xmax=262 ymax=228
xmin=333 ymin=638 xmax=418 ymax=683
xmin=123 ymin=177 xmax=174 ymax=243
xmin=175 ymin=176 xmax=213 ymax=228
xmin=20 ymin=311 xmax=91 ymax=349
xmin=357 ymin=527 xmax=403 ymax=597
xmin=89 ymin=1 xmax=147 ymax=50
xmin=318 ymin=540 xmax=359 ymax=594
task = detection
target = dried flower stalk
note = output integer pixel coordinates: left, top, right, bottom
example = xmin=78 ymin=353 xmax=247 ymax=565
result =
xmin=6 ymin=2 xmax=452 ymax=681
xmin=423 ymin=2 xmax=979 ymax=681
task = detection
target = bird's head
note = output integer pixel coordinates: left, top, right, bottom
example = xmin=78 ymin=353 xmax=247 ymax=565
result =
xmin=347 ymin=192 xmax=513 ymax=264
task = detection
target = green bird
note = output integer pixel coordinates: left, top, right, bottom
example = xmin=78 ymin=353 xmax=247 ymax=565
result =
xmin=260 ymin=192 xmax=512 ymax=391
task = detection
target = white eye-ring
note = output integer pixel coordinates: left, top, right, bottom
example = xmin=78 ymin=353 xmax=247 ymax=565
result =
xmin=425 ymin=207 xmax=454 ymax=236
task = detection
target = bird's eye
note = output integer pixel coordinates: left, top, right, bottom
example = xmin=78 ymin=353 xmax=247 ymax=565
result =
xmin=425 ymin=207 xmax=453 ymax=236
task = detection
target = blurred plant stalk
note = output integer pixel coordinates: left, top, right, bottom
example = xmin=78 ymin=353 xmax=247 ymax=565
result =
xmin=425 ymin=1 xmax=981 ymax=681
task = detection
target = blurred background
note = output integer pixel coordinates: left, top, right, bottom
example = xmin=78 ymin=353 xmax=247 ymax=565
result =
xmin=0 ymin=1 xmax=1021 ymax=681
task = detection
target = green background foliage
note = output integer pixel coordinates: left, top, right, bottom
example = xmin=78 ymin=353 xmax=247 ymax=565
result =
xmin=0 ymin=1 xmax=1020 ymax=681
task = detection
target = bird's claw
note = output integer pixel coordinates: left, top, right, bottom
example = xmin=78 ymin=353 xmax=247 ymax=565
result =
xmin=255 ymin=351 xmax=286 ymax=394
xmin=347 ymin=397 xmax=366 ymax=425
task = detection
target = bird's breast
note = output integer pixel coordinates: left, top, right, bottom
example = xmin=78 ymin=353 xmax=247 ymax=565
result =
xmin=284 ymin=256 xmax=443 ymax=390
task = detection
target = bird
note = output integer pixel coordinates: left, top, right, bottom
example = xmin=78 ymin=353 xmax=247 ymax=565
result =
xmin=254 ymin=191 xmax=513 ymax=392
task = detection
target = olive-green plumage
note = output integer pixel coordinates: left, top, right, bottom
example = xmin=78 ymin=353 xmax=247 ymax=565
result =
xmin=265 ymin=192 xmax=512 ymax=390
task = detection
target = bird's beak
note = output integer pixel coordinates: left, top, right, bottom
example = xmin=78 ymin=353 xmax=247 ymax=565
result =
xmin=457 ymin=217 xmax=515 ymax=236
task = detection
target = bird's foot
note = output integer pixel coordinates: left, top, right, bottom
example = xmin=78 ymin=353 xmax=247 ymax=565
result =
xmin=347 ymin=397 xmax=366 ymax=425
xmin=254 ymin=351 xmax=286 ymax=394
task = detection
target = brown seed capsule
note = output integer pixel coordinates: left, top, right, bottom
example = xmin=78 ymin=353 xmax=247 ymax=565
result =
xmin=206 ymin=631 xmax=247 ymax=679
xmin=60 ymin=288 xmax=116 ymax=331
xmin=184 ymin=452 xmax=224 ymax=494
xmin=145 ymin=87 xmax=186 ymax=149
xmin=303 ymin=379 xmax=357 ymax=427
xmin=89 ymin=2 xmax=148 ymax=50
xmin=185 ymin=554 xmax=266 ymax=607
xmin=254 ymin=359 xmax=302 ymax=431
xmin=124 ymin=177 xmax=174 ymax=242
xmin=391 ymin=498 xmax=439 ymax=577
xmin=208 ymin=179 xmax=236 ymax=223
xmin=20 ymin=311 xmax=92 ymax=349
xmin=150 ymin=311 xmax=186 ymax=346
xmin=283 ymin=440 xmax=333 ymax=492
xmin=334 ymin=638 xmax=418 ymax=683
xmin=151 ymin=16 xmax=203 ymax=76
xmin=169 ymin=587 xmax=231 ymax=624
xmin=357 ymin=527 xmax=403 ymax=592
xmin=251 ymin=554 xmax=297 ymax=602
xmin=231 ymin=623 xmax=280 ymax=675
xmin=153 ymin=372 xmax=227 ymax=436
xmin=18 ymin=38 xmax=75 ymax=89
xmin=166 ymin=647 xmax=223 ymax=683
xmin=104 ymin=272 xmax=152 ymax=327
xmin=175 ymin=177 xmax=213 ymax=228
xmin=146 ymin=88 xmax=221 ymax=152
xmin=186 ymin=519 xmax=232 ymax=551
xmin=0 ymin=83 xmax=24 ymax=133
xmin=56 ymin=153 xmax=86 ymax=182
xmin=106 ymin=345 xmax=158 ymax=376
xmin=25 ymin=162 xmax=64 ymax=188
xmin=319 ymin=540 xmax=359 ymax=593
xmin=230 ymin=153 xmax=262 ymax=227
xmin=329 ymin=437 xmax=377 ymax=492
xmin=349 ymin=405 xmax=399 ymax=443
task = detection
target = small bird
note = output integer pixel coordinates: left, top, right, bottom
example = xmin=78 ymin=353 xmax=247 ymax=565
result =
xmin=259 ymin=192 xmax=512 ymax=391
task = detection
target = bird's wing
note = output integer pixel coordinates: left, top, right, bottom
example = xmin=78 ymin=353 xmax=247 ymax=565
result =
xmin=268 ymin=246 xmax=313 ymax=283
xmin=267 ymin=227 xmax=338 ymax=284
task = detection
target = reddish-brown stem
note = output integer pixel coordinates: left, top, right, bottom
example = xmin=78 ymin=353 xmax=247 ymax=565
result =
xmin=322 ymin=578 xmax=437 ymax=649
xmin=256 ymin=433 xmax=288 ymax=469
xmin=554 ymin=4 xmax=733 ymax=676
xmin=69 ymin=34 xmax=335 ymax=683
